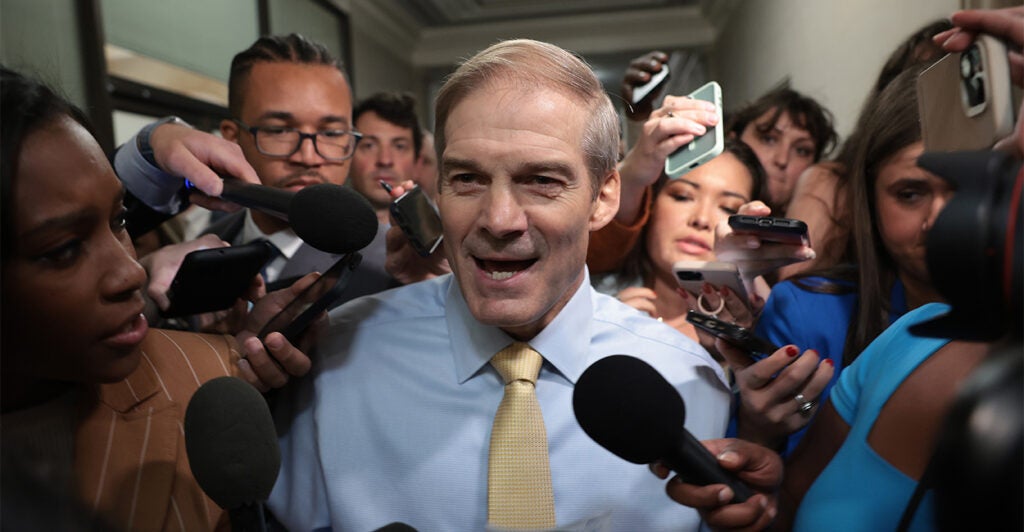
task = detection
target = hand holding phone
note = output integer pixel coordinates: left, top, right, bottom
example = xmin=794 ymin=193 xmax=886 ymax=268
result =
xmin=163 ymin=241 xmax=275 ymax=318
xmin=686 ymin=310 xmax=778 ymax=362
xmin=257 ymin=253 xmax=362 ymax=344
xmin=388 ymin=185 xmax=443 ymax=257
xmin=673 ymin=260 xmax=749 ymax=303
xmin=728 ymin=215 xmax=810 ymax=246
xmin=918 ymin=34 xmax=1016 ymax=152
xmin=665 ymin=81 xmax=724 ymax=177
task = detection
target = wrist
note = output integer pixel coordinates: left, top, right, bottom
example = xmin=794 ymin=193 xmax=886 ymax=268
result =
xmin=137 ymin=116 xmax=189 ymax=168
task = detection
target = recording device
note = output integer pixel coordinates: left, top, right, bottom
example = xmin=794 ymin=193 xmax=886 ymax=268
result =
xmin=665 ymin=81 xmax=724 ymax=178
xmin=184 ymin=377 xmax=280 ymax=532
xmin=388 ymin=185 xmax=443 ymax=257
xmin=686 ymin=310 xmax=779 ymax=362
xmin=631 ymin=63 xmax=670 ymax=105
xmin=673 ymin=260 xmax=749 ymax=302
xmin=209 ymin=179 xmax=378 ymax=254
xmin=728 ymin=214 xmax=810 ymax=246
xmin=258 ymin=252 xmax=362 ymax=344
xmin=932 ymin=346 xmax=1022 ymax=531
xmin=917 ymin=35 xmax=1016 ymax=152
xmin=910 ymin=150 xmax=1023 ymax=341
xmin=573 ymin=355 xmax=754 ymax=502
xmin=163 ymin=241 xmax=275 ymax=318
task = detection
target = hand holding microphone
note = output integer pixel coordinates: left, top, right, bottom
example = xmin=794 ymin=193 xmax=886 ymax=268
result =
xmin=573 ymin=355 xmax=781 ymax=527
xmin=193 ymin=177 xmax=379 ymax=255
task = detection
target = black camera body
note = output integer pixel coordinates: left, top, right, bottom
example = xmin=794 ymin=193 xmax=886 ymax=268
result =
xmin=911 ymin=150 xmax=1022 ymax=341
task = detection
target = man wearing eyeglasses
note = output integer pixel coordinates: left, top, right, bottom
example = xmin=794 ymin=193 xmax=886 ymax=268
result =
xmin=115 ymin=34 xmax=396 ymax=316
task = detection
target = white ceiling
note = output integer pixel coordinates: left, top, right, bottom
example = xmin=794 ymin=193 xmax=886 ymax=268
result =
xmin=340 ymin=0 xmax=739 ymax=70
xmin=392 ymin=0 xmax=702 ymax=27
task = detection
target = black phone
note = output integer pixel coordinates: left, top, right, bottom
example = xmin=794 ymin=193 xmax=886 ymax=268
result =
xmin=686 ymin=310 xmax=779 ymax=360
xmin=257 ymin=252 xmax=362 ymax=344
xmin=163 ymin=241 xmax=275 ymax=318
xmin=389 ymin=185 xmax=443 ymax=257
xmin=728 ymin=215 xmax=810 ymax=246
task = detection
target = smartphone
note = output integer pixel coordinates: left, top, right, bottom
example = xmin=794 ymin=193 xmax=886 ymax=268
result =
xmin=389 ymin=185 xmax=443 ymax=257
xmin=918 ymin=34 xmax=1016 ymax=152
xmin=163 ymin=241 xmax=275 ymax=318
xmin=257 ymin=252 xmax=362 ymax=344
xmin=631 ymin=64 xmax=670 ymax=105
xmin=686 ymin=310 xmax=779 ymax=360
xmin=665 ymin=81 xmax=724 ymax=178
xmin=672 ymin=260 xmax=748 ymax=303
xmin=728 ymin=215 xmax=810 ymax=246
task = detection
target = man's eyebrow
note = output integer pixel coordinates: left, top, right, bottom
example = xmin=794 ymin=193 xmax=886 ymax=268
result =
xmin=440 ymin=159 xmax=576 ymax=177
xmin=254 ymin=112 xmax=349 ymax=125
xmin=441 ymin=157 xmax=482 ymax=173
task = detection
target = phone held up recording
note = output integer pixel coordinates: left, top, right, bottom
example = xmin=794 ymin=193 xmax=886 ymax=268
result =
xmin=384 ymin=183 xmax=444 ymax=257
xmin=728 ymin=215 xmax=810 ymax=247
xmin=665 ymin=81 xmax=724 ymax=178
xmin=686 ymin=310 xmax=779 ymax=362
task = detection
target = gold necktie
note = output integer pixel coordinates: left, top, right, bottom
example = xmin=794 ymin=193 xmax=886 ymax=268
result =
xmin=487 ymin=342 xmax=557 ymax=529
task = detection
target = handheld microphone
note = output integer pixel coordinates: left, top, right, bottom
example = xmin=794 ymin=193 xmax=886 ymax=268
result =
xmin=215 ymin=179 xmax=379 ymax=254
xmin=572 ymin=355 xmax=753 ymax=503
xmin=185 ymin=376 xmax=280 ymax=532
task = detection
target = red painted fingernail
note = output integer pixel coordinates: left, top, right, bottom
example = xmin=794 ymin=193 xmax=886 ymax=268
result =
xmin=786 ymin=346 xmax=799 ymax=357
xmin=679 ymin=289 xmax=689 ymax=300
xmin=703 ymin=283 xmax=713 ymax=294
xmin=720 ymin=286 xmax=731 ymax=296
xmin=808 ymin=349 xmax=819 ymax=357
xmin=824 ymin=359 xmax=834 ymax=366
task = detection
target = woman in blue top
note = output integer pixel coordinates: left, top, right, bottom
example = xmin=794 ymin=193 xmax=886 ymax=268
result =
xmin=722 ymin=61 xmax=954 ymax=456
xmin=653 ymin=7 xmax=1024 ymax=530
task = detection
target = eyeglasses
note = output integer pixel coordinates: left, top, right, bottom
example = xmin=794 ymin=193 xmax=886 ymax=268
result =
xmin=232 ymin=119 xmax=362 ymax=161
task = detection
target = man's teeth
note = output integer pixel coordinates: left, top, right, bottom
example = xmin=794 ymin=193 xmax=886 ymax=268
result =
xmin=487 ymin=271 xmax=516 ymax=280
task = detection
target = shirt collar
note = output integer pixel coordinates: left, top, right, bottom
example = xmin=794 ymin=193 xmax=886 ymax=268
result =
xmin=447 ymin=268 xmax=595 ymax=385
xmin=240 ymin=209 xmax=303 ymax=259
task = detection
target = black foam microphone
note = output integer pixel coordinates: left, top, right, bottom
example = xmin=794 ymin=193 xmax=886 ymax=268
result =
xmin=219 ymin=180 xmax=378 ymax=254
xmin=573 ymin=355 xmax=753 ymax=503
xmin=185 ymin=376 xmax=280 ymax=532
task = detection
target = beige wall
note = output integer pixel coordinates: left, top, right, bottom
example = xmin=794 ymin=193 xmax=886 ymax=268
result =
xmin=710 ymin=0 xmax=959 ymax=141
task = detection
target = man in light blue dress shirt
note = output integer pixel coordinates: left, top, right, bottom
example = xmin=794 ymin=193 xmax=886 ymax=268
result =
xmin=266 ymin=38 xmax=731 ymax=531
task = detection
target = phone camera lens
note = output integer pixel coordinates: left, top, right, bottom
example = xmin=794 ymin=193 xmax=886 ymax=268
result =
xmin=677 ymin=271 xmax=704 ymax=281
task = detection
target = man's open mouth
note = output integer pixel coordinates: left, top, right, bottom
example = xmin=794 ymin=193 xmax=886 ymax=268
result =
xmin=474 ymin=258 xmax=537 ymax=280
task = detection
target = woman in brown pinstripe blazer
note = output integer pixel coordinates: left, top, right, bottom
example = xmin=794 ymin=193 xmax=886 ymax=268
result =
xmin=0 ymin=68 xmax=303 ymax=531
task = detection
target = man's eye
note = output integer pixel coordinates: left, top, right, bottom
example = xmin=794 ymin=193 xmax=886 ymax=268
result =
xmin=260 ymin=126 xmax=291 ymax=136
xmin=320 ymin=130 xmax=349 ymax=139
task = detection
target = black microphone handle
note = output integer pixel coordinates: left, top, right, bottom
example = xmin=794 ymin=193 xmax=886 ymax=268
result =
xmin=220 ymin=179 xmax=293 ymax=220
xmin=228 ymin=502 xmax=268 ymax=532
xmin=664 ymin=428 xmax=755 ymax=503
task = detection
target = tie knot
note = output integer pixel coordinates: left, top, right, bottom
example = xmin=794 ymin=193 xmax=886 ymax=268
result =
xmin=491 ymin=342 xmax=543 ymax=385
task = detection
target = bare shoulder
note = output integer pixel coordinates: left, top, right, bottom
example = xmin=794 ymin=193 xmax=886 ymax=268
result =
xmin=794 ymin=162 xmax=845 ymax=198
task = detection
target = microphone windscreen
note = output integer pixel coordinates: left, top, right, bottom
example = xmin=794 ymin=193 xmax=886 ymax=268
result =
xmin=290 ymin=184 xmax=378 ymax=254
xmin=184 ymin=376 xmax=280 ymax=510
xmin=573 ymin=355 xmax=687 ymax=464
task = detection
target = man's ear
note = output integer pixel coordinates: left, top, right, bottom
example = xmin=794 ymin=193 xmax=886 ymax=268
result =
xmin=220 ymin=119 xmax=240 ymax=143
xmin=589 ymin=169 xmax=621 ymax=232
